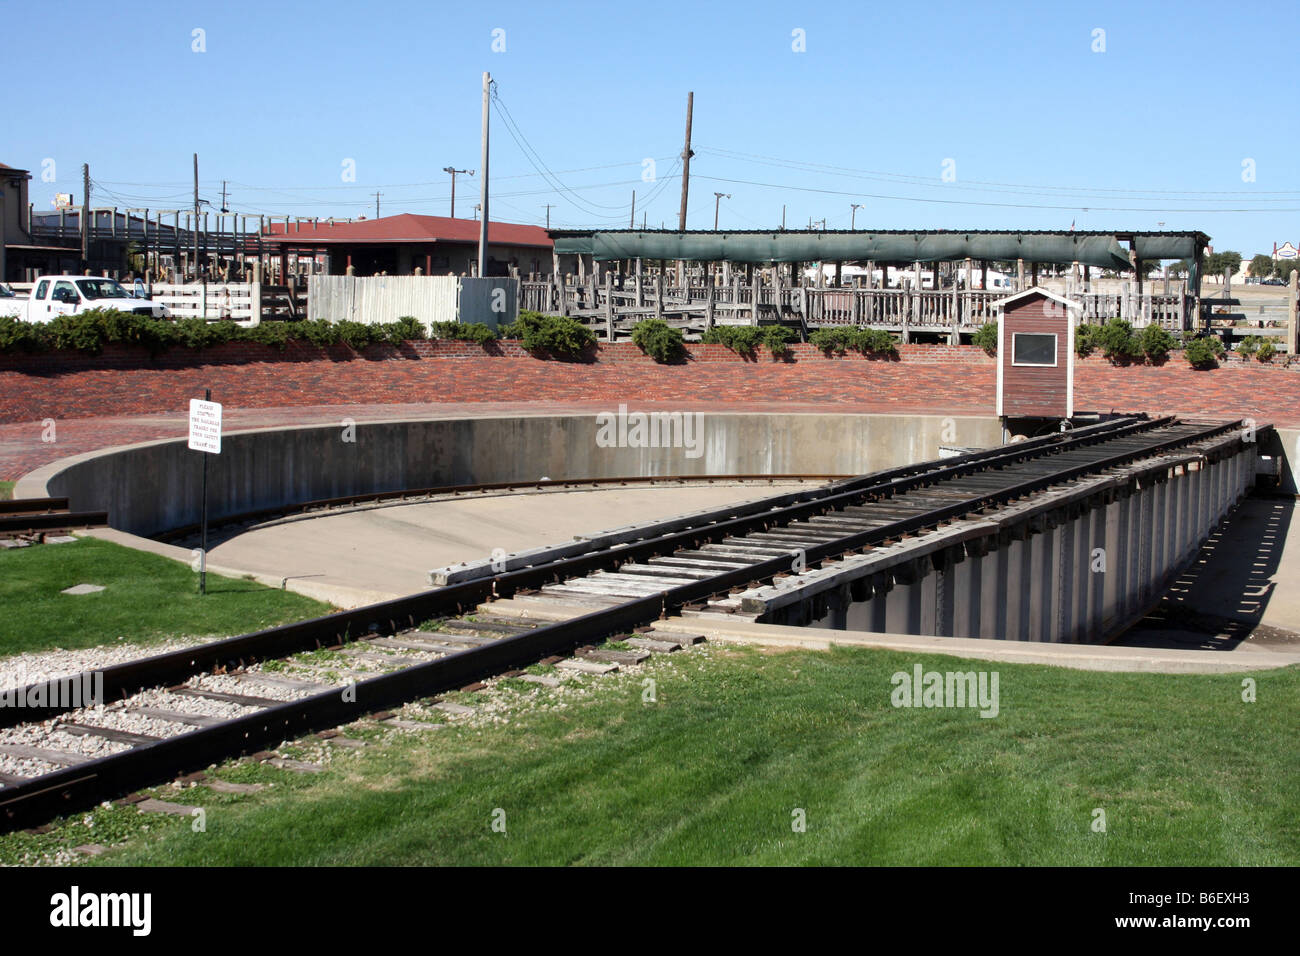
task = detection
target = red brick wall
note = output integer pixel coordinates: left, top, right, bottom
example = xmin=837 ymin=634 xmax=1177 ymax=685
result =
xmin=0 ymin=340 xmax=1296 ymax=428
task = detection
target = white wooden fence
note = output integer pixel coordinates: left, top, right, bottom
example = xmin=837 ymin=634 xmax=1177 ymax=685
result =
xmin=147 ymin=283 xmax=260 ymax=326
xmin=307 ymin=276 xmax=518 ymax=332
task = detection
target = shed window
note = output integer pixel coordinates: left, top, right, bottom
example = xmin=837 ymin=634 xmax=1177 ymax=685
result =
xmin=1012 ymin=332 xmax=1058 ymax=367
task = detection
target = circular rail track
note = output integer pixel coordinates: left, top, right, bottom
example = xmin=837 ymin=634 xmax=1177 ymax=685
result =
xmin=0 ymin=414 xmax=1255 ymax=831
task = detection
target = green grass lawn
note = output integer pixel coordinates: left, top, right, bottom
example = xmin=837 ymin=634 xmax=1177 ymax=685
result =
xmin=9 ymin=643 xmax=1288 ymax=867
xmin=0 ymin=537 xmax=332 ymax=655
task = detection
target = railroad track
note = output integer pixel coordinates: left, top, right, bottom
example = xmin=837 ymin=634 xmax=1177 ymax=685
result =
xmin=0 ymin=497 xmax=108 ymax=542
xmin=156 ymin=473 xmax=851 ymax=543
xmin=0 ymin=414 xmax=1251 ymax=832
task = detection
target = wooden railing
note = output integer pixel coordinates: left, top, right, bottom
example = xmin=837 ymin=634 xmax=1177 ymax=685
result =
xmin=519 ymin=277 xmax=1194 ymax=341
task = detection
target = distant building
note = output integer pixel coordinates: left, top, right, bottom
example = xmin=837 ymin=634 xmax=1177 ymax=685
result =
xmin=1273 ymin=241 xmax=1297 ymax=260
xmin=255 ymin=213 xmax=555 ymax=277
xmin=0 ymin=162 xmax=76 ymax=281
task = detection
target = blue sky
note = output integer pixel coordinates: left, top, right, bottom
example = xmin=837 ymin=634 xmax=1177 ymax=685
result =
xmin=7 ymin=0 xmax=1297 ymax=255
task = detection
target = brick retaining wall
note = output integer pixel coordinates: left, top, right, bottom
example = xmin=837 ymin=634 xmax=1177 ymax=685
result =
xmin=0 ymin=341 xmax=1295 ymax=428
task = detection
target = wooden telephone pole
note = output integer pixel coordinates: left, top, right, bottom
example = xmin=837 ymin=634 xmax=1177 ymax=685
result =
xmin=476 ymin=72 xmax=491 ymax=279
xmin=676 ymin=91 xmax=694 ymax=285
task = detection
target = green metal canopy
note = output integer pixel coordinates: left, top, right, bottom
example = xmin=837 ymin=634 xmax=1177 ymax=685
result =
xmin=550 ymin=229 xmax=1208 ymax=270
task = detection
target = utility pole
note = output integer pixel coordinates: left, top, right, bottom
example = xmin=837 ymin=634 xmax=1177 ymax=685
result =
xmin=629 ymin=191 xmax=635 ymax=229
xmin=543 ymin=203 xmax=554 ymax=229
xmin=477 ymin=71 xmax=490 ymax=279
xmin=374 ymin=191 xmax=382 ymax=219
xmin=81 ymin=163 xmax=90 ymax=267
xmin=851 ymin=203 xmax=863 ymax=229
xmin=220 ymin=180 xmax=229 ymax=213
xmin=713 ymin=192 xmax=730 ymax=230
xmin=781 ymin=205 xmax=786 ymax=230
xmin=677 ymin=92 xmax=694 ymax=231
xmin=676 ymin=91 xmax=694 ymax=287
xmin=192 ymin=153 xmax=200 ymax=282
xmin=443 ymin=167 xmax=472 ymax=218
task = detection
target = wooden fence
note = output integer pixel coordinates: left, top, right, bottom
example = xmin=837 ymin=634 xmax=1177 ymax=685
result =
xmin=520 ymin=275 xmax=1193 ymax=342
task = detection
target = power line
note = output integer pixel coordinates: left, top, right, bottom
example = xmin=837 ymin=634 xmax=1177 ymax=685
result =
xmin=698 ymin=145 xmax=1300 ymax=201
xmin=491 ymin=91 xmax=633 ymax=215
xmin=692 ymin=173 xmax=1300 ymax=214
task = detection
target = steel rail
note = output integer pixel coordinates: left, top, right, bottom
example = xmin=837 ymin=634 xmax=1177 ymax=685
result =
xmin=0 ymin=511 xmax=108 ymax=535
xmin=0 ymin=416 xmax=1247 ymax=832
xmin=0 ymin=498 xmax=69 ymax=516
xmin=0 ymin=415 xmax=1165 ymax=730
xmin=0 ymin=415 xmax=1155 ymax=729
xmin=155 ymin=473 xmax=850 ymax=542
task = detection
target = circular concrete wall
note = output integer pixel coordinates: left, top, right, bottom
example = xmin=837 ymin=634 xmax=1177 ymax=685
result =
xmin=17 ymin=412 xmax=1003 ymax=537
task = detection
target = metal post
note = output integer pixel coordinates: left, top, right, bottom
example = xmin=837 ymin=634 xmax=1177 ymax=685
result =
xmin=193 ymin=154 xmax=200 ymax=282
xmin=200 ymin=387 xmax=210 ymax=595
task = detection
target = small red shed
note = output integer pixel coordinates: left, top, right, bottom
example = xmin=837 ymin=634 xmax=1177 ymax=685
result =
xmin=994 ymin=287 xmax=1078 ymax=420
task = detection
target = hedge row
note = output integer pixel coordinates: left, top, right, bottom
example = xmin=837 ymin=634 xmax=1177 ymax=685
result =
xmin=702 ymin=325 xmax=799 ymax=357
xmin=971 ymin=318 xmax=1243 ymax=369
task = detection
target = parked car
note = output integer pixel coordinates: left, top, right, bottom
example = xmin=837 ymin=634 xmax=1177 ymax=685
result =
xmin=0 ymin=276 xmax=171 ymax=322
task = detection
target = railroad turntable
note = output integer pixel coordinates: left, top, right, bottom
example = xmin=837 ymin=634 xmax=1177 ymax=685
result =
xmin=0 ymin=413 xmax=1275 ymax=832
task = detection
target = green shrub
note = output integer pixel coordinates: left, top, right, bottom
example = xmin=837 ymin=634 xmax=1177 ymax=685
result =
xmin=335 ymin=321 xmax=379 ymax=350
xmin=702 ymin=325 xmax=763 ymax=356
xmin=427 ymin=320 xmax=494 ymax=345
xmin=0 ymin=316 xmax=51 ymax=352
xmin=503 ymin=310 xmax=595 ymax=357
xmin=1236 ymin=335 xmax=1261 ymax=358
xmin=809 ymin=326 xmax=898 ymax=357
xmin=1095 ymin=318 xmax=1140 ymax=362
xmin=0 ymin=310 xmax=448 ymax=355
xmin=1257 ymin=340 xmax=1276 ymax=362
xmin=287 ymin=319 xmax=342 ymax=346
xmin=172 ymin=318 xmax=233 ymax=350
xmin=809 ymin=327 xmax=853 ymax=355
xmin=631 ymin=318 xmax=686 ymax=363
xmin=244 ymin=322 xmax=290 ymax=349
xmin=1074 ymin=323 xmax=1096 ymax=357
xmin=971 ymin=321 xmax=998 ymax=355
xmin=761 ymin=326 xmax=797 ymax=356
xmin=1138 ymin=324 xmax=1176 ymax=362
xmin=857 ymin=328 xmax=898 ymax=355
xmin=1183 ymin=336 xmax=1224 ymax=369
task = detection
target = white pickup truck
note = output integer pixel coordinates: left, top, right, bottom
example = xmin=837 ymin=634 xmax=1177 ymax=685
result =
xmin=0 ymin=276 xmax=171 ymax=322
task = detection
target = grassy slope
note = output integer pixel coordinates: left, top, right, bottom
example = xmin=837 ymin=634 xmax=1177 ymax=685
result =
xmin=0 ymin=537 xmax=331 ymax=655
xmin=85 ymin=645 xmax=1298 ymax=867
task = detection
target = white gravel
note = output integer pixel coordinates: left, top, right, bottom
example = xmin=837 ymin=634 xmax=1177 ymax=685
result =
xmin=0 ymin=637 xmax=211 ymax=697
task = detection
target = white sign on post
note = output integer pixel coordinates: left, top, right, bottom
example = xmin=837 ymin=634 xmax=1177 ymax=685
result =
xmin=188 ymin=399 xmax=223 ymax=454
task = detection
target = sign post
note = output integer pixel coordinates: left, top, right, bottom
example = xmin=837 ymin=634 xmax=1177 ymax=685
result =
xmin=187 ymin=390 xmax=222 ymax=594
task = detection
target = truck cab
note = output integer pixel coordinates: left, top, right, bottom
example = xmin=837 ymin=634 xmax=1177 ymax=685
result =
xmin=20 ymin=276 xmax=171 ymax=322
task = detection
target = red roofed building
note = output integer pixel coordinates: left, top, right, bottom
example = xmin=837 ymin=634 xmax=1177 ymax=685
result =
xmin=255 ymin=213 xmax=554 ymax=278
